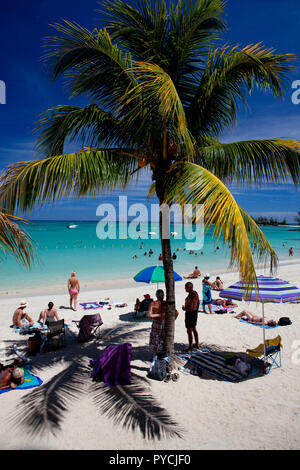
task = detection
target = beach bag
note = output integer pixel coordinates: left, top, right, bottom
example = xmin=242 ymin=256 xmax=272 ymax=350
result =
xmin=214 ymin=308 xmax=227 ymax=314
xmin=147 ymin=351 xmax=170 ymax=381
xmin=278 ymin=317 xmax=292 ymax=326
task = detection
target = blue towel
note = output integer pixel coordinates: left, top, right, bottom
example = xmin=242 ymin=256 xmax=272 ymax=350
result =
xmin=239 ymin=319 xmax=279 ymax=329
xmin=0 ymin=365 xmax=43 ymax=394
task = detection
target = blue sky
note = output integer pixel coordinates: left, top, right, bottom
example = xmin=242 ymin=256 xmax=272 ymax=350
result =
xmin=0 ymin=0 xmax=299 ymax=221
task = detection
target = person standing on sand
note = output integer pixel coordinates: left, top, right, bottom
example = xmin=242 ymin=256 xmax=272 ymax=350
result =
xmin=147 ymin=289 xmax=178 ymax=355
xmin=202 ymin=274 xmax=213 ymax=314
xmin=182 ymin=282 xmax=200 ymax=353
xmin=68 ymin=271 xmax=80 ymax=311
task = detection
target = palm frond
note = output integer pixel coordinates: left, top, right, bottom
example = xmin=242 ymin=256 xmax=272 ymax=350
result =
xmin=43 ymin=22 xmax=137 ymax=108
xmin=124 ymin=61 xmax=194 ymax=158
xmin=92 ymin=372 xmax=183 ymax=440
xmin=187 ymin=43 xmax=295 ymax=136
xmin=0 ymin=211 xmax=35 ymax=267
xmin=193 ymin=138 xmax=300 ymax=185
xmin=164 ymin=162 xmax=278 ymax=295
xmin=0 ymin=149 xmax=139 ymax=214
xmin=35 ymin=104 xmax=122 ymax=157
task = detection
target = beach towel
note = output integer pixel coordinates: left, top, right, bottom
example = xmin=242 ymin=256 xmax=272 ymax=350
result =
xmin=79 ymin=302 xmax=102 ymax=310
xmin=77 ymin=313 xmax=103 ymax=342
xmin=91 ymin=343 xmax=132 ymax=386
xmin=10 ymin=323 xmax=49 ymax=334
xmin=80 ymin=302 xmax=111 ymax=310
xmin=179 ymin=350 xmax=260 ymax=382
xmin=239 ymin=319 xmax=279 ymax=329
xmin=0 ymin=365 xmax=43 ymax=394
xmin=199 ymin=302 xmax=234 ymax=313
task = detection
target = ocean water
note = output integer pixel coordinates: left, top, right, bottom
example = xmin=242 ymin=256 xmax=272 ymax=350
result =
xmin=0 ymin=221 xmax=299 ymax=293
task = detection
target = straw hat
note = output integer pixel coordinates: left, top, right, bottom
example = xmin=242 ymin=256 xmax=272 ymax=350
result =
xmin=18 ymin=300 xmax=28 ymax=308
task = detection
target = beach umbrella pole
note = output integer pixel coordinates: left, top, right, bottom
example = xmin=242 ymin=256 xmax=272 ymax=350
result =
xmin=262 ymin=302 xmax=267 ymax=373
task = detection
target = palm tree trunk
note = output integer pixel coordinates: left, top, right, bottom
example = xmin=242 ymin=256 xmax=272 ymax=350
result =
xmin=156 ymin=174 xmax=176 ymax=358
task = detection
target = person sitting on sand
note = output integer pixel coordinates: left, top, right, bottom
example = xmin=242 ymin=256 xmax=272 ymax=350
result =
xmin=184 ymin=266 xmax=201 ymax=279
xmin=212 ymin=298 xmax=238 ymax=308
xmin=211 ymin=276 xmax=224 ymax=291
xmin=234 ymin=310 xmax=277 ymax=327
xmin=0 ymin=358 xmax=24 ymax=390
xmin=37 ymin=302 xmax=60 ymax=327
xmin=134 ymin=294 xmax=153 ymax=316
xmin=12 ymin=301 xmax=34 ymax=329
xmin=147 ymin=289 xmax=178 ymax=355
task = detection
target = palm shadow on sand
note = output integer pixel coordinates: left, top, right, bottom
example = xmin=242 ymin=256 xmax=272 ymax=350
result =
xmin=6 ymin=324 xmax=183 ymax=442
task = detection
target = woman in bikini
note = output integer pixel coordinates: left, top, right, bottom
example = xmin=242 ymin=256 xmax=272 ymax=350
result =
xmin=234 ymin=310 xmax=277 ymax=327
xmin=38 ymin=302 xmax=60 ymax=327
xmin=68 ymin=271 xmax=80 ymax=311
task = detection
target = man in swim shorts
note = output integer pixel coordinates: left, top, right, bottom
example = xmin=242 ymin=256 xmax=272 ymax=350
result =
xmin=182 ymin=282 xmax=200 ymax=352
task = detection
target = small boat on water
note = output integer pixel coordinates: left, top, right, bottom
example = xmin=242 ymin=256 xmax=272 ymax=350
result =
xmin=67 ymin=224 xmax=78 ymax=229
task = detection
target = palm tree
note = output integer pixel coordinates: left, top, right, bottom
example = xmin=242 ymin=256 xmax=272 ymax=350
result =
xmin=0 ymin=0 xmax=299 ymax=356
xmin=294 ymin=212 xmax=300 ymax=225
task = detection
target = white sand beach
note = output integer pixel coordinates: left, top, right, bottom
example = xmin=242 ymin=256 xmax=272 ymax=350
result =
xmin=0 ymin=262 xmax=300 ymax=450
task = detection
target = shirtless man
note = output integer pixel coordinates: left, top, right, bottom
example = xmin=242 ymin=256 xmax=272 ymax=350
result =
xmin=12 ymin=301 xmax=34 ymax=329
xmin=182 ymin=282 xmax=200 ymax=352
xmin=184 ymin=266 xmax=201 ymax=279
xmin=234 ymin=310 xmax=277 ymax=327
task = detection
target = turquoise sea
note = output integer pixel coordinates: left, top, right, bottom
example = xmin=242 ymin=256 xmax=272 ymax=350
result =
xmin=0 ymin=221 xmax=299 ymax=294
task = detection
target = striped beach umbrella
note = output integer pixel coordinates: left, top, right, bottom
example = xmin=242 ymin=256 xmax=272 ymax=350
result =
xmin=134 ymin=265 xmax=182 ymax=289
xmin=220 ymin=275 xmax=300 ymax=370
xmin=220 ymin=275 xmax=300 ymax=303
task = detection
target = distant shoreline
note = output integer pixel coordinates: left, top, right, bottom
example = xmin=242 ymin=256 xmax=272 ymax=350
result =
xmin=1 ymin=257 xmax=299 ymax=300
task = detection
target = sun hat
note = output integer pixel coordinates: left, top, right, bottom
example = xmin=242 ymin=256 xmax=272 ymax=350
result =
xmin=18 ymin=300 xmax=28 ymax=308
xmin=204 ymin=273 xmax=210 ymax=278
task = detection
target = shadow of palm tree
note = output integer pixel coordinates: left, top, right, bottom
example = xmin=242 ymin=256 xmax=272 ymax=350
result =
xmin=174 ymin=341 xmax=265 ymax=382
xmin=7 ymin=323 xmax=183 ymax=441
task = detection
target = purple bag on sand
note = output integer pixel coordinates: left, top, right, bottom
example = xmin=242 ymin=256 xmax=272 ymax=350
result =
xmin=91 ymin=343 xmax=132 ymax=386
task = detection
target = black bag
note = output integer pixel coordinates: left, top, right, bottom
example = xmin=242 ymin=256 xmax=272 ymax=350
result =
xmin=147 ymin=351 xmax=170 ymax=381
xmin=278 ymin=317 xmax=292 ymax=326
xmin=214 ymin=308 xmax=227 ymax=314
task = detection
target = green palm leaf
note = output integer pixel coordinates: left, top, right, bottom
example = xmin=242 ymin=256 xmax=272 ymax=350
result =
xmin=193 ymin=138 xmax=300 ymax=185
xmin=187 ymin=43 xmax=295 ymax=136
xmin=0 ymin=150 xmax=139 ymax=214
xmin=165 ymin=162 xmax=278 ymax=294
xmin=0 ymin=211 xmax=35 ymax=267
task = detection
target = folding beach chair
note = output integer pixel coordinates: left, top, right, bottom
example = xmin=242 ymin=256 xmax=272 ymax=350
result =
xmin=73 ymin=313 xmax=103 ymax=343
xmin=246 ymin=335 xmax=282 ymax=374
xmin=40 ymin=319 xmax=66 ymax=351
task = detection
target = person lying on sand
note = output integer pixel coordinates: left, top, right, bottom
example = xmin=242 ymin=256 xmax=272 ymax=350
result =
xmin=12 ymin=301 xmax=34 ymax=329
xmin=234 ymin=310 xmax=277 ymax=327
xmin=212 ymin=298 xmax=238 ymax=308
xmin=0 ymin=358 xmax=24 ymax=390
